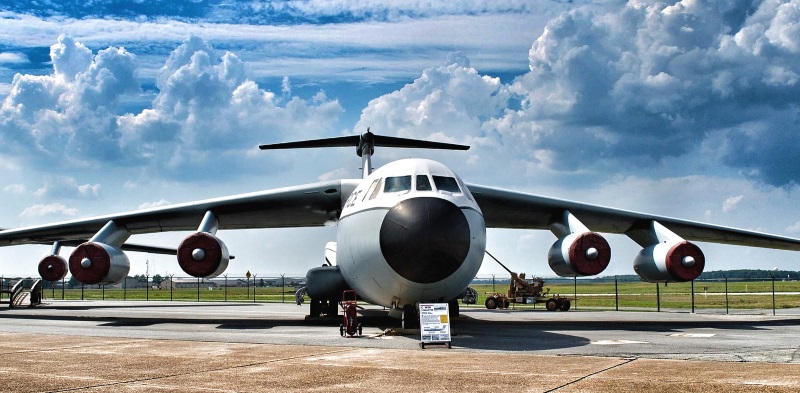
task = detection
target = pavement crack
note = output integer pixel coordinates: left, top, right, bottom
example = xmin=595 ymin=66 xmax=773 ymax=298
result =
xmin=791 ymin=346 xmax=800 ymax=363
xmin=544 ymin=357 xmax=637 ymax=392
xmin=50 ymin=347 xmax=358 ymax=392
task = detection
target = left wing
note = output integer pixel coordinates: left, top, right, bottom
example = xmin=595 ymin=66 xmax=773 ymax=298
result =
xmin=468 ymin=184 xmax=800 ymax=251
xmin=0 ymin=180 xmax=359 ymax=247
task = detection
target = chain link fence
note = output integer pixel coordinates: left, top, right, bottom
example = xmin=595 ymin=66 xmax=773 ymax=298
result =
xmin=3 ymin=274 xmax=799 ymax=315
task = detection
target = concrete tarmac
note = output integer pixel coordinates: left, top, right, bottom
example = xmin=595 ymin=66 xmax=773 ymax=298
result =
xmin=1 ymin=301 xmax=800 ymax=392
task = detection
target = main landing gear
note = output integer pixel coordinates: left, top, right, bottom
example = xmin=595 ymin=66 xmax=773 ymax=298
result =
xmin=402 ymin=304 xmax=418 ymax=329
xmin=308 ymin=298 xmax=339 ymax=318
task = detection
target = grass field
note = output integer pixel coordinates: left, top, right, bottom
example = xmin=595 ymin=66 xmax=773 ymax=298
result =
xmin=27 ymin=279 xmax=800 ymax=312
xmin=35 ymin=285 xmax=298 ymax=303
xmin=472 ymin=279 xmax=800 ymax=310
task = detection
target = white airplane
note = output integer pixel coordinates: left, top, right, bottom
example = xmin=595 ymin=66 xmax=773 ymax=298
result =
xmin=2 ymin=130 xmax=800 ymax=328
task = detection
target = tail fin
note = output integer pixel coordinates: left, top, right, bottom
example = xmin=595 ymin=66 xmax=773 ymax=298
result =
xmin=259 ymin=128 xmax=469 ymax=157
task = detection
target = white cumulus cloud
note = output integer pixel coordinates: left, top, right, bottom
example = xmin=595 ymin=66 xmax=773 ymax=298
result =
xmin=138 ymin=199 xmax=172 ymax=210
xmin=33 ymin=176 xmax=101 ymax=199
xmin=19 ymin=203 xmax=78 ymax=218
xmin=0 ymin=35 xmax=344 ymax=181
xmin=722 ymin=195 xmax=744 ymax=213
xmin=3 ymin=184 xmax=26 ymax=194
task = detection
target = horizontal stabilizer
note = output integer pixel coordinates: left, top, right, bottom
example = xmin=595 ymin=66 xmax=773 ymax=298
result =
xmin=259 ymin=129 xmax=469 ymax=157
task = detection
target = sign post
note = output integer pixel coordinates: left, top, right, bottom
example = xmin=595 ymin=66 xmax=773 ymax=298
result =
xmin=419 ymin=303 xmax=451 ymax=349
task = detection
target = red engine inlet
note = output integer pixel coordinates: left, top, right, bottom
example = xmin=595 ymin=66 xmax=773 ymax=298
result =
xmin=665 ymin=241 xmax=705 ymax=281
xmin=38 ymin=255 xmax=68 ymax=282
xmin=634 ymin=241 xmax=705 ymax=282
xmin=177 ymin=232 xmax=230 ymax=278
xmin=548 ymin=232 xmax=611 ymax=277
xmin=69 ymin=242 xmax=130 ymax=285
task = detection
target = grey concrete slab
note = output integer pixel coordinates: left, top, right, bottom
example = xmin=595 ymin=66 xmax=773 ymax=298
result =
xmin=1 ymin=301 xmax=800 ymax=392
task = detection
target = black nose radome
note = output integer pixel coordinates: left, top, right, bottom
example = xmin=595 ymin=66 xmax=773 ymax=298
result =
xmin=380 ymin=197 xmax=471 ymax=284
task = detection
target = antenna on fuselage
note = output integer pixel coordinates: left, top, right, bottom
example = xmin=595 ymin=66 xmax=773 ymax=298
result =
xmin=259 ymin=128 xmax=470 ymax=178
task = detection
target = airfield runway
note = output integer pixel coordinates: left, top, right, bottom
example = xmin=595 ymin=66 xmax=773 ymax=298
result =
xmin=1 ymin=301 xmax=799 ymax=392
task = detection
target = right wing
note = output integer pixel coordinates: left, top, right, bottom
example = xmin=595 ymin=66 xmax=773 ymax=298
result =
xmin=468 ymin=184 xmax=800 ymax=251
xmin=0 ymin=179 xmax=360 ymax=247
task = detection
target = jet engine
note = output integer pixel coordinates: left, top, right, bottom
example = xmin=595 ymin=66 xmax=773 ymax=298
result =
xmin=69 ymin=242 xmax=130 ymax=285
xmin=177 ymin=232 xmax=229 ymax=278
xmin=634 ymin=240 xmax=705 ymax=282
xmin=306 ymin=265 xmax=349 ymax=299
xmin=548 ymin=232 xmax=611 ymax=277
xmin=38 ymin=255 xmax=68 ymax=282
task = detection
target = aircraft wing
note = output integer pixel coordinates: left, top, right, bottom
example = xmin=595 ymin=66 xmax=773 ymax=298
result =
xmin=467 ymin=184 xmax=800 ymax=251
xmin=0 ymin=180 xmax=358 ymax=247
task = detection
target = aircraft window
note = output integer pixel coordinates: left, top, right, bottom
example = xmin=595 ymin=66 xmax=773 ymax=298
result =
xmin=433 ymin=176 xmax=461 ymax=193
xmin=384 ymin=176 xmax=411 ymax=193
xmin=416 ymin=175 xmax=433 ymax=191
xmin=364 ymin=178 xmax=381 ymax=201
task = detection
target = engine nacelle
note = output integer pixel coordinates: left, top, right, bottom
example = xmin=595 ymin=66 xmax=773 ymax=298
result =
xmin=634 ymin=240 xmax=705 ymax=282
xmin=548 ymin=232 xmax=611 ymax=277
xmin=38 ymin=255 xmax=68 ymax=282
xmin=69 ymin=242 xmax=130 ymax=285
xmin=306 ymin=265 xmax=349 ymax=299
xmin=177 ymin=232 xmax=230 ymax=278
xmin=324 ymin=242 xmax=337 ymax=266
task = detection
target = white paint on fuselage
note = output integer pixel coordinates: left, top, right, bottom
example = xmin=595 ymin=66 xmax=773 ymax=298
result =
xmin=335 ymin=159 xmax=486 ymax=308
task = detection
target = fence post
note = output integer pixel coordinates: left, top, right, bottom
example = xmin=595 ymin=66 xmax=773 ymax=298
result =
xmin=771 ymin=274 xmax=776 ymax=316
xmin=492 ymin=275 xmax=495 ymax=293
xmin=724 ymin=275 xmax=728 ymax=315
xmin=102 ymin=285 xmax=105 ymax=300
xmin=145 ymin=275 xmax=149 ymax=301
xmin=170 ymin=274 xmax=174 ymax=301
xmin=123 ymin=276 xmax=126 ymax=300
xmin=81 ymin=282 xmax=84 ymax=300
xmin=253 ymin=274 xmax=257 ymax=303
xmin=691 ymin=280 xmax=695 ymax=314
xmin=197 ymin=277 xmax=200 ymax=301
xmin=573 ymin=276 xmax=577 ymax=310
xmin=224 ymin=274 xmax=227 ymax=302
xmin=656 ymin=282 xmax=660 ymax=312
xmin=615 ymin=275 xmax=619 ymax=311
xmin=281 ymin=274 xmax=285 ymax=303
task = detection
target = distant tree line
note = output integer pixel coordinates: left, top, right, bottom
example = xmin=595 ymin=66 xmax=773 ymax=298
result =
xmin=474 ymin=269 xmax=800 ymax=284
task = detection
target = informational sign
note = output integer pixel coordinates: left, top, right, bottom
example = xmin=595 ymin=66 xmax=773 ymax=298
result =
xmin=419 ymin=303 xmax=451 ymax=348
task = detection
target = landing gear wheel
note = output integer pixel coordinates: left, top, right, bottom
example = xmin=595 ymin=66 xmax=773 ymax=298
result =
xmin=339 ymin=324 xmax=345 ymax=337
xmin=485 ymin=297 xmax=498 ymax=310
xmin=357 ymin=323 xmax=362 ymax=336
xmin=502 ymin=299 xmax=510 ymax=309
xmin=310 ymin=299 xmax=321 ymax=317
xmin=402 ymin=304 xmax=418 ymax=329
xmin=448 ymin=299 xmax=460 ymax=318
xmin=546 ymin=298 xmax=559 ymax=312
xmin=559 ymin=299 xmax=571 ymax=311
xmin=445 ymin=342 xmax=451 ymax=349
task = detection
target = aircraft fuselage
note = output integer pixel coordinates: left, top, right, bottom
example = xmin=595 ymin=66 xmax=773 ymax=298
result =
xmin=335 ymin=159 xmax=486 ymax=310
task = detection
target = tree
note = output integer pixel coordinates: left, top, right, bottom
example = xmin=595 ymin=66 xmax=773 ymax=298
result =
xmin=152 ymin=274 xmax=163 ymax=285
xmin=67 ymin=276 xmax=81 ymax=288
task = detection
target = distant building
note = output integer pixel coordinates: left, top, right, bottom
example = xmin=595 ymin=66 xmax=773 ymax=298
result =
xmin=160 ymin=277 xmax=218 ymax=289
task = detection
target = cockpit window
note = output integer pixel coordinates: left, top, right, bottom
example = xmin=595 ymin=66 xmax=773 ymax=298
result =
xmin=416 ymin=175 xmax=433 ymax=191
xmin=432 ymin=176 xmax=461 ymax=193
xmin=365 ymin=178 xmax=381 ymax=201
xmin=384 ymin=176 xmax=411 ymax=193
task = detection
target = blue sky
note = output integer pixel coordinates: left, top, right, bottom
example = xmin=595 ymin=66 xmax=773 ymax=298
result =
xmin=2 ymin=0 xmax=800 ymax=279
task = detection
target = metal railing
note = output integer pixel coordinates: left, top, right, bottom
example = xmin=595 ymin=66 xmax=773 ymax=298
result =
xmin=470 ymin=274 xmax=800 ymax=315
xmin=5 ymin=273 xmax=799 ymax=315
